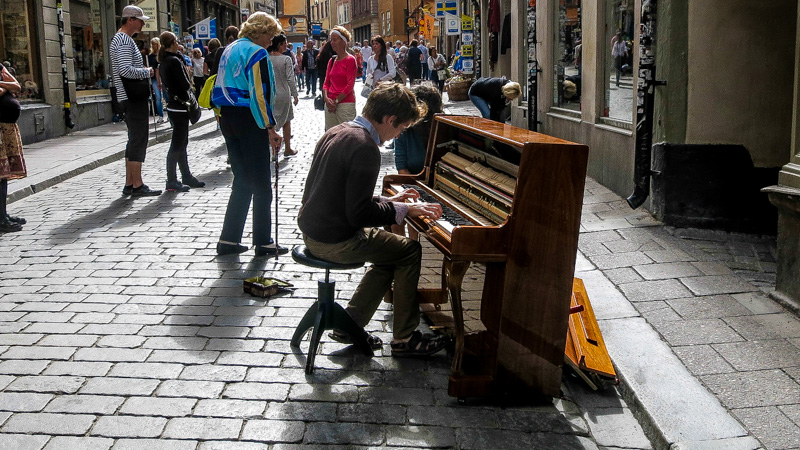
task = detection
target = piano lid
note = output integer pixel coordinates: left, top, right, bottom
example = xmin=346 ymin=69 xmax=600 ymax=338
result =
xmin=436 ymin=115 xmax=582 ymax=149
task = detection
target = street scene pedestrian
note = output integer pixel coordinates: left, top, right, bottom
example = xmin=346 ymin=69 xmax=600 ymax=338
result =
xmin=365 ymin=35 xmax=396 ymax=85
xmin=110 ymin=5 xmax=161 ymax=197
xmin=294 ymin=44 xmax=305 ymax=92
xmin=322 ymin=26 xmax=357 ymax=131
xmin=406 ymin=40 xmax=422 ymax=84
xmin=191 ymin=48 xmax=206 ymax=99
xmin=0 ymin=62 xmax=24 ymax=233
xmin=301 ymin=40 xmax=319 ymax=96
xmin=315 ymin=40 xmax=334 ymax=94
xmin=428 ymin=46 xmax=447 ymax=92
xmin=268 ymin=34 xmax=299 ymax=156
xmin=468 ymin=76 xmax=522 ymax=122
xmin=148 ymin=38 xmax=166 ymax=124
xmin=158 ymin=31 xmax=204 ymax=192
xmin=360 ymin=39 xmax=372 ymax=81
xmin=211 ymin=11 xmax=286 ymax=257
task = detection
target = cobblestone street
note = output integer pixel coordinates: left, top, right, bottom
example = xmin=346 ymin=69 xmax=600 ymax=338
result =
xmin=0 ymin=93 xmax=652 ymax=449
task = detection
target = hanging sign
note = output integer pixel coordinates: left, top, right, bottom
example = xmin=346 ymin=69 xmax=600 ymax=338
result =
xmin=445 ymin=14 xmax=460 ymax=35
xmin=138 ymin=0 xmax=158 ymax=32
xmin=195 ymin=17 xmax=212 ymax=40
xmin=461 ymin=14 xmax=473 ymax=31
xmin=461 ymin=44 xmax=473 ymax=57
xmin=436 ymin=1 xmax=457 ymax=18
xmin=461 ymin=58 xmax=474 ymax=74
xmin=461 ymin=31 xmax=473 ymax=44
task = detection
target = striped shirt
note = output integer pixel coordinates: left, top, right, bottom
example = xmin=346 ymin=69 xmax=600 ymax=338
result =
xmin=110 ymin=32 xmax=150 ymax=102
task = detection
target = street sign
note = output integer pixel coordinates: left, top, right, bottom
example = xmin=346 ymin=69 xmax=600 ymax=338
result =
xmin=461 ymin=58 xmax=473 ymax=74
xmin=461 ymin=44 xmax=473 ymax=57
xmin=195 ymin=17 xmax=212 ymax=40
xmin=436 ymin=0 xmax=457 ymax=18
xmin=461 ymin=15 xmax=473 ymax=31
xmin=137 ymin=0 xmax=158 ymax=32
xmin=311 ymin=23 xmax=322 ymax=36
xmin=445 ymin=14 xmax=460 ymax=36
xmin=461 ymin=31 xmax=473 ymax=44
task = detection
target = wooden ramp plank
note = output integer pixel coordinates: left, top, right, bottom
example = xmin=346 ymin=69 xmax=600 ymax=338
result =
xmin=569 ymin=278 xmax=616 ymax=379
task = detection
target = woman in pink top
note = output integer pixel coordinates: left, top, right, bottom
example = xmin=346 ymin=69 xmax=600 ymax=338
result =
xmin=322 ymin=26 xmax=357 ymax=130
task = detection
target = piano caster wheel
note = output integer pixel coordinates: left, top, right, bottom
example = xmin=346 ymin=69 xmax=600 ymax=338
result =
xmin=457 ymin=397 xmax=467 ymax=405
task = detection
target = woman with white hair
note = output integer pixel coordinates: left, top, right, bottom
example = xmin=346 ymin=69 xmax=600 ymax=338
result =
xmin=211 ymin=12 xmax=288 ymax=257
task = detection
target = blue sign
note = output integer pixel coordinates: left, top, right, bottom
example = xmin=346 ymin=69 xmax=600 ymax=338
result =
xmin=311 ymin=23 xmax=322 ymax=36
xmin=436 ymin=1 xmax=457 ymax=17
xmin=210 ymin=18 xmax=217 ymax=39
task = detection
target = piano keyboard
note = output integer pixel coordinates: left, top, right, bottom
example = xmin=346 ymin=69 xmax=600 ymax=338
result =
xmin=402 ymin=184 xmax=475 ymax=233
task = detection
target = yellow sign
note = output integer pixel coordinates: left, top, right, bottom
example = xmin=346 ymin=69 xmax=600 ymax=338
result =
xmin=461 ymin=44 xmax=473 ymax=57
xmin=418 ymin=14 xmax=434 ymax=39
xmin=461 ymin=14 xmax=473 ymax=31
xmin=137 ymin=0 xmax=158 ymax=32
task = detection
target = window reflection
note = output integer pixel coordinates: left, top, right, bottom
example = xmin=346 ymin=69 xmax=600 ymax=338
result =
xmin=603 ymin=0 xmax=634 ymax=121
xmin=71 ymin=0 xmax=109 ymax=94
xmin=0 ymin=0 xmax=43 ymax=101
xmin=553 ymin=0 xmax=581 ymax=111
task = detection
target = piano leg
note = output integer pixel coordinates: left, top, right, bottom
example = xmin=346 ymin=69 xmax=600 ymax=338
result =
xmin=443 ymin=258 xmax=471 ymax=376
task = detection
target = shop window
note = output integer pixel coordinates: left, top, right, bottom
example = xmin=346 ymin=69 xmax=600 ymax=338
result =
xmin=603 ymin=0 xmax=634 ymax=122
xmin=71 ymin=0 xmax=109 ymax=95
xmin=0 ymin=0 xmax=43 ymax=101
xmin=553 ymin=0 xmax=581 ymax=111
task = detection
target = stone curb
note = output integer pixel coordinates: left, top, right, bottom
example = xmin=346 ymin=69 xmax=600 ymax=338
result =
xmin=7 ymin=114 xmax=217 ymax=204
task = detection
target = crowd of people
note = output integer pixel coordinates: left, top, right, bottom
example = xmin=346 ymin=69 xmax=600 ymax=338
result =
xmin=1 ymin=6 xmax=526 ymax=358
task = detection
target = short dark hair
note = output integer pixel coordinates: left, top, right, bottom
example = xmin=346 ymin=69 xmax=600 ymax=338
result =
xmin=410 ymin=40 xmax=419 ymax=47
xmin=268 ymin=34 xmax=287 ymax=52
xmin=225 ymin=26 xmax=239 ymax=42
xmin=362 ymin=83 xmax=425 ymax=127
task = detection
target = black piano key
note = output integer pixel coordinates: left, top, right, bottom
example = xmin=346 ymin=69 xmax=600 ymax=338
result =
xmin=402 ymin=184 xmax=475 ymax=227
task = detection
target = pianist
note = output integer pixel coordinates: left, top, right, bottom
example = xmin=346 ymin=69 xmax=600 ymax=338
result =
xmin=298 ymin=83 xmax=448 ymax=357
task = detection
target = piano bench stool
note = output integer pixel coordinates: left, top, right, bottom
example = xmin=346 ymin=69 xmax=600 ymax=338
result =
xmin=290 ymin=246 xmax=374 ymax=374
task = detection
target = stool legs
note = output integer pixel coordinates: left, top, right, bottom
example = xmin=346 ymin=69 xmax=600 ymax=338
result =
xmin=291 ymin=274 xmax=374 ymax=374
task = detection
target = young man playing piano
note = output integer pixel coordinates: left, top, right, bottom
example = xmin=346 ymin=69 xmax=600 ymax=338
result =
xmin=298 ymin=83 xmax=449 ymax=357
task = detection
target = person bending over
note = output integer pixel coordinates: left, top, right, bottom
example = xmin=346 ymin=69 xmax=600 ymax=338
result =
xmin=468 ymin=76 xmax=522 ymax=123
xmin=297 ymin=83 xmax=448 ymax=357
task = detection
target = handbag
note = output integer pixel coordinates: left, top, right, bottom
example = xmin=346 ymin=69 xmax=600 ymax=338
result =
xmin=313 ymin=94 xmax=325 ymax=111
xmin=360 ymin=74 xmax=374 ymax=98
xmin=171 ymin=88 xmax=201 ymax=124
xmin=0 ymin=91 xmax=21 ymax=124
xmin=198 ymin=74 xmax=216 ymax=109
xmin=120 ymin=76 xmax=150 ymax=101
xmin=436 ymin=69 xmax=448 ymax=80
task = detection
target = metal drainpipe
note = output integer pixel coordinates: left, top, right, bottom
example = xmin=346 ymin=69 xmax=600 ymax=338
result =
xmin=627 ymin=0 xmax=664 ymax=209
xmin=57 ymin=2 xmax=75 ymax=129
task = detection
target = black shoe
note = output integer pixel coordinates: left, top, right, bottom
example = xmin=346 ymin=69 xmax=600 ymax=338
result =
xmin=254 ymin=244 xmax=289 ymax=257
xmin=217 ymin=242 xmax=249 ymax=255
xmin=182 ymin=176 xmax=206 ymax=188
xmin=131 ymin=184 xmax=162 ymax=197
xmin=122 ymin=184 xmax=133 ymax=196
xmin=390 ymin=331 xmax=447 ymax=358
xmin=0 ymin=219 xmax=22 ymax=233
xmin=166 ymin=181 xmax=190 ymax=192
xmin=6 ymin=214 xmax=26 ymax=225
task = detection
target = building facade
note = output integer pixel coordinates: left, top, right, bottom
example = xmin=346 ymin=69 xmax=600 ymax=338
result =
xmin=350 ymin=0 xmax=377 ymax=45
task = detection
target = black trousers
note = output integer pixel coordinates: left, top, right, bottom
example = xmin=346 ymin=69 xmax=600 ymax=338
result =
xmin=166 ymin=110 xmax=192 ymax=182
xmin=123 ymin=99 xmax=150 ymax=162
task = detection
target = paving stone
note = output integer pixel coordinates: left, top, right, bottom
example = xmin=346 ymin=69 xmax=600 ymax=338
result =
xmin=0 ymin=375 xmax=12 ymax=390
xmin=730 ymin=292 xmax=784 ymax=315
xmin=358 ymin=386 xmax=435 ymax=406
xmin=118 ymin=396 xmax=196 ymax=417
xmin=79 ymin=377 xmax=160 ymax=396
xmin=38 ymin=334 xmax=99 ymax=347
xmin=0 ymin=359 xmax=50 ymax=375
xmin=25 ymin=323 xmax=84 ymax=334
xmin=193 ymin=399 xmax=267 ymax=418
xmin=179 ymin=364 xmax=248 ymax=381
xmin=156 ymin=379 xmax=226 ymax=398
xmin=603 ymin=267 xmax=643 ymax=284
xmin=406 ymin=405 xmax=498 ymax=429
xmin=634 ymin=301 xmax=683 ymax=322
xmin=223 ymin=382 xmax=291 ymax=401
xmin=162 ymin=417 xmax=243 ymax=440
xmin=1 ymin=412 xmax=95 ymax=435
xmin=732 ymin=406 xmax=800 ymax=450
xmin=337 ymin=403 xmax=407 ymax=425
xmin=672 ymin=345 xmax=736 ymax=376
xmin=303 ymin=422 xmax=382 ymax=445
xmin=727 ymin=313 xmax=800 ymax=340
xmin=74 ymin=347 xmax=151 ymax=362
xmin=702 ymin=369 xmax=800 ymax=409
xmin=0 ymin=392 xmax=54 ymax=412
xmin=780 ymin=403 xmax=800 ymax=428
xmin=1 ymin=345 xmax=77 ymax=361
xmin=107 ymin=362 xmax=184 ymax=379
xmin=111 ymin=440 xmax=199 ymax=450
xmin=681 ymin=275 xmax=758 ymax=296
xmin=288 ymin=383 xmax=360 ymax=403
xmin=43 ymin=436 xmax=114 ymax=450
xmin=633 ymin=262 xmax=703 ymax=280
xmin=199 ymin=443 xmax=271 ymax=450
xmin=644 ymin=249 xmax=695 ymax=263
xmin=587 ymin=252 xmax=653 ymax=270
xmin=457 ymin=428 xmax=536 ymax=450
xmin=385 ymin=425 xmax=457 ymax=448
xmin=0 ymin=434 xmax=50 ymax=450
xmin=669 ymin=436 xmax=762 ymax=450
xmin=264 ymin=401 xmax=337 ymax=422
xmin=96 ymin=335 xmax=147 ymax=348
xmin=713 ymin=339 xmax=800 ymax=371
xmin=6 ymin=375 xmax=85 ymax=394
xmin=78 ymin=324 xmax=143 ymax=335
xmin=141 ymin=337 xmax=208 ymax=351
xmin=147 ymin=349 xmax=220 ymax=364
xmin=618 ymin=279 xmax=694 ymax=302
xmin=91 ymin=415 xmax=168 ymax=438
xmin=43 ymin=394 xmax=124 ymax=414
xmin=650 ymin=319 xmax=743 ymax=346
xmin=0 ymin=334 xmax=43 ymax=347
xmin=583 ymin=406 xmax=652 ymax=449
xmin=216 ymin=351 xmax=284 ymax=367
xmin=665 ymin=295 xmax=753 ymax=319
xmin=205 ymin=338 xmax=265 ymax=352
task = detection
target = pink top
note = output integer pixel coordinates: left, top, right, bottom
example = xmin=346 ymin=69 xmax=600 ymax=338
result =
xmin=323 ymin=54 xmax=357 ymax=104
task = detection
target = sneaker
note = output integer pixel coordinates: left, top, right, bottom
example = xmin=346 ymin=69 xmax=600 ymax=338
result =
xmin=122 ymin=184 xmax=133 ymax=196
xmin=166 ymin=180 xmax=190 ymax=192
xmin=254 ymin=244 xmax=289 ymax=257
xmin=217 ymin=242 xmax=249 ymax=255
xmin=390 ymin=331 xmax=447 ymax=358
xmin=182 ymin=176 xmax=206 ymax=188
xmin=156 ymin=117 xmax=166 ymax=124
xmin=131 ymin=184 xmax=162 ymax=197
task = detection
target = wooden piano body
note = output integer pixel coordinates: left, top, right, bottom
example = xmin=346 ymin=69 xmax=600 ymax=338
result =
xmin=383 ymin=115 xmax=589 ymax=398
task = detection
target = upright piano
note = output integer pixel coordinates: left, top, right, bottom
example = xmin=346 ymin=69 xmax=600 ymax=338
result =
xmin=383 ymin=115 xmax=589 ymax=398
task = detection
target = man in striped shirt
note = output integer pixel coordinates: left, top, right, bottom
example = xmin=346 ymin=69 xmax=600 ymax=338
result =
xmin=110 ymin=5 xmax=161 ymax=197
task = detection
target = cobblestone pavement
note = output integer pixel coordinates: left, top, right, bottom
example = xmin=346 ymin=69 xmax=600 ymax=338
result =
xmin=0 ymin=91 xmax=652 ymax=449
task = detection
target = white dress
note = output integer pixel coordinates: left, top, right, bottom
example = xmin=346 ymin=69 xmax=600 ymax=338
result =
xmin=268 ymin=54 xmax=298 ymax=129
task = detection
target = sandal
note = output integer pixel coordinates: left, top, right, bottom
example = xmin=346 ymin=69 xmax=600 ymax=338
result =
xmin=284 ymin=148 xmax=298 ymax=157
xmin=328 ymin=330 xmax=383 ymax=349
xmin=0 ymin=219 xmax=22 ymax=233
xmin=390 ymin=330 xmax=447 ymax=358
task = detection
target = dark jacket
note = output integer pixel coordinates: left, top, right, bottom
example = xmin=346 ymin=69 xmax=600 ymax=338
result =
xmin=469 ymin=76 xmax=510 ymax=122
xmin=159 ymin=51 xmax=192 ymax=110
xmin=298 ymin=122 xmax=396 ymax=244
xmin=301 ymin=48 xmax=320 ymax=70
